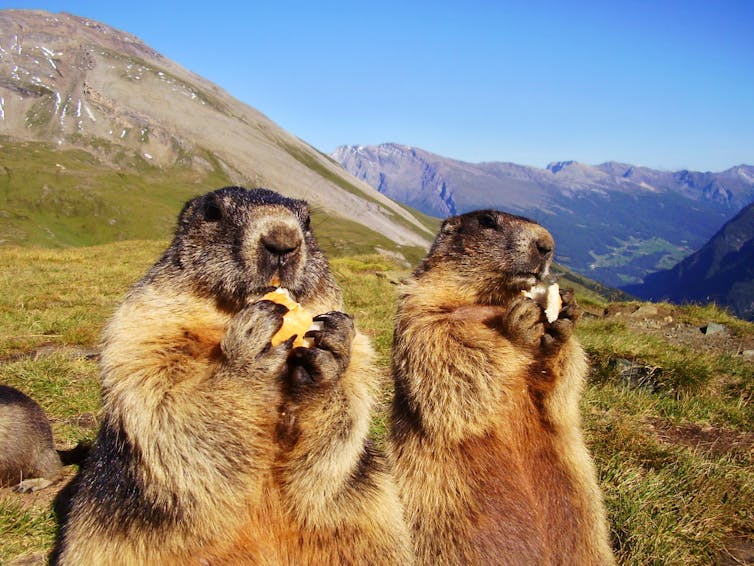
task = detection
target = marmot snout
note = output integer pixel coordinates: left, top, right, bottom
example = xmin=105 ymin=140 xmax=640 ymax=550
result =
xmin=419 ymin=209 xmax=556 ymax=305
xmin=164 ymin=186 xmax=339 ymax=313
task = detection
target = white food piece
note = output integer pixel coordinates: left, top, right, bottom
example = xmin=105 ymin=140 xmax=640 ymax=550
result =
xmin=522 ymin=282 xmax=561 ymax=323
xmin=543 ymin=283 xmax=561 ymax=323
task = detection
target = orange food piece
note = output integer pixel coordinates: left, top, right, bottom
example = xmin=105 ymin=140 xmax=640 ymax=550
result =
xmin=261 ymin=288 xmax=314 ymax=348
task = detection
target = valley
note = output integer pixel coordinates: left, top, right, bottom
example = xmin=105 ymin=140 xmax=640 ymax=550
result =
xmin=333 ymin=144 xmax=754 ymax=290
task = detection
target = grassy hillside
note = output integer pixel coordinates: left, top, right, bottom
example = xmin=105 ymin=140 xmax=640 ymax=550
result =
xmin=1 ymin=243 xmax=752 ymax=565
xmin=0 ymin=139 xmax=428 ymax=266
xmin=0 ymin=139 xmax=229 ymax=247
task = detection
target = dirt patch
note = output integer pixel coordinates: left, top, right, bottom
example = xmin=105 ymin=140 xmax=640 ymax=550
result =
xmin=718 ymin=537 xmax=754 ymax=565
xmin=52 ymin=412 xmax=99 ymax=432
xmin=644 ymin=416 xmax=754 ymax=461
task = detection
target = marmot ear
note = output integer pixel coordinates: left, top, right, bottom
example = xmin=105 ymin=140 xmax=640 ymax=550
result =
xmin=476 ymin=212 xmax=498 ymax=229
xmin=440 ymin=217 xmax=460 ymax=234
xmin=299 ymin=203 xmax=312 ymax=230
xmin=202 ymin=194 xmax=224 ymax=222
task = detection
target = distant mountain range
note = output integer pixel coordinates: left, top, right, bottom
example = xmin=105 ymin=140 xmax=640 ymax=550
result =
xmin=0 ymin=10 xmax=432 ymax=258
xmin=624 ymin=202 xmax=754 ymax=321
xmin=332 ymin=144 xmax=754 ymax=288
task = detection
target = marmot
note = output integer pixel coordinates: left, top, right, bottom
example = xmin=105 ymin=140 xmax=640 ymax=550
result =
xmin=390 ymin=210 xmax=614 ymax=565
xmin=54 ymin=187 xmax=412 ymax=565
xmin=0 ymin=384 xmax=62 ymax=492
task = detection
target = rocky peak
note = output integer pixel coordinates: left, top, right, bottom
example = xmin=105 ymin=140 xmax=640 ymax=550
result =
xmin=332 ymin=143 xmax=457 ymax=216
xmin=546 ymin=160 xmax=576 ymax=174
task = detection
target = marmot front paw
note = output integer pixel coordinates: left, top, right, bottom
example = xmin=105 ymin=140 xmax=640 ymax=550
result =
xmin=500 ymin=296 xmax=546 ymax=348
xmin=222 ymin=300 xmax=294 ymax=370
xmin=287 ymin=311 xmax=355 ymax=389
xmin=540 ymin=289 xmax=581 ymax=353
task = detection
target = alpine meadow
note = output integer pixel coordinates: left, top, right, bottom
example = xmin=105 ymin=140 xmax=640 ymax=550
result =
xmin=1 ymin=9 xmax=753 ymax=566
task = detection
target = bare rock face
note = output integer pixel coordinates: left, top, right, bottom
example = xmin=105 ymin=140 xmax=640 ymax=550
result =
xmin=0 ymin=10 xmax=431 ymax=249
xmin=0 ymin=10 xmax=191 ymax=158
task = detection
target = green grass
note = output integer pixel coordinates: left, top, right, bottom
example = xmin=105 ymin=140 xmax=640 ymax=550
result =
xmin=0 ymin=499 xmax=56 ymax=563
xmin=0 ymin=242 xmax=166 ymax=356
xmin=578 ymin=303 xmax=754 ymax=563
xmin=310 ymin=211 xmax=427 ymax=268
xmin=581 ymin=315 xmax=754 ymax=404
xmin=588 ymin=236 xmax=691 ymax=271
xmin=0 ymin=242 xmax=752 ymax=564
xmin=0 ymin=139 xmax=231 ymax=247
xmin=0 ymin=139 xmax=428 ymax=264
xmin=586 ymin=383 xmax=753 ymax=564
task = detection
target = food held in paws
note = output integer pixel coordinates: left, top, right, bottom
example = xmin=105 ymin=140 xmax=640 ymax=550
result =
xmin=261 ymin=288 xmax=315 ymax=347
xmin=522 ymin=281 xmax=561 ymax=323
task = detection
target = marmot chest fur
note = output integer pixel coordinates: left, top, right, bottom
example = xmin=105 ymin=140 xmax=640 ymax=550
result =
xmin=55 ymin=187 xmax=411 ymax=565
xmin=390 ymin=209 xmax=614 ymax=565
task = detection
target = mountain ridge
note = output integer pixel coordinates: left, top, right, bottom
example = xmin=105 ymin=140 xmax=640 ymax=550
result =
xmin=332 ymin=143 xmax=754 ymax=287
xmin=623 ymin=202 xmax=754 ymax=320
xmin=0 ymin=10 xmax=432 ymax=253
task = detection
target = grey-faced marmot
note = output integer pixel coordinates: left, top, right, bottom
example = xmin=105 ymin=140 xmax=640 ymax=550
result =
xmin=0 ymin=384 xmax=62 ymax=492
xmin=390 ymin=210 xmax=614 ymax=565
xmin=54 ymin=187 xmax=411 ymax=565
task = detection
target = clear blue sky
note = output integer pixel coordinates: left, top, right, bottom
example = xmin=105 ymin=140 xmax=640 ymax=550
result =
xmin=3 ymin=1 xmax=753 ymax=171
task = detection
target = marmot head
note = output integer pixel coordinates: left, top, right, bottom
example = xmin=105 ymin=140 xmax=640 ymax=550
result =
xmin=157 ymin=187 xmax=339 ymax=312
xmin=416 ymin=209 xmax=555 ymax=304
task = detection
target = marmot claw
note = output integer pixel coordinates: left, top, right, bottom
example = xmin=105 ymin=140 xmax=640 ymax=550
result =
xmin=286 ymin=311 xmax=354 ymax=388
xmin=306 ymin=312 xmax=354 ymax=357
xmin=557 ymin=288 xmax=581 ymax=323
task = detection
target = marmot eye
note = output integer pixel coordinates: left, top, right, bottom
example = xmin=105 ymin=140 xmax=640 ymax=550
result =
xmin=478 ymin=214 xmax=497 ymax=229
xmin=204 ymin=201 xmax=223 ymax=222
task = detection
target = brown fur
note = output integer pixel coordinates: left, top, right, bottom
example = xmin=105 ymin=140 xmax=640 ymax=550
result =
xmin=390 ymin=210 xmax=614 ymax=565
xmin=54 ymin=187 xmax=411 ymax=565
xmin=0 ymin=385 xmax=62 ymax=491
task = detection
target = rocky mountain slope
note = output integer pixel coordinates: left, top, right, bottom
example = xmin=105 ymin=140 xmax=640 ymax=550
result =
xmin=0 ymin=10 xmax=432 ymax=254
xmin=333 ymin=143 xmax=754 ymax=287
xmin=624 ymin=202 xmax=754 ymax=320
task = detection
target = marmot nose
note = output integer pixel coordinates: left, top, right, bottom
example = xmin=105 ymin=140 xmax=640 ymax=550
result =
xmin=262 ymin=233 xmax=301 ymax=260
xmin=262 ymin=235 xmax=301 ymax=258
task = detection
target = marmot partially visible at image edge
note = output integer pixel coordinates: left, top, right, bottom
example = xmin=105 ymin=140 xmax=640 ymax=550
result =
xmin=0 ymin=384 xmax=63 ymax=492
xmin=54 ymin=187 xmax=412 ymax=565
xmin=390 ymin=209 xmax=615 ymax=565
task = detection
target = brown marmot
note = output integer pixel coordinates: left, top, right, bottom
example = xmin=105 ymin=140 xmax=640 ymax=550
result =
xmin=54 ymin=187 xmax=412 ymax=565
xmin=390 ymin=210 xmax=614 ymax=565
xmin=0 ymin=384 xmax=62 ymax=492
